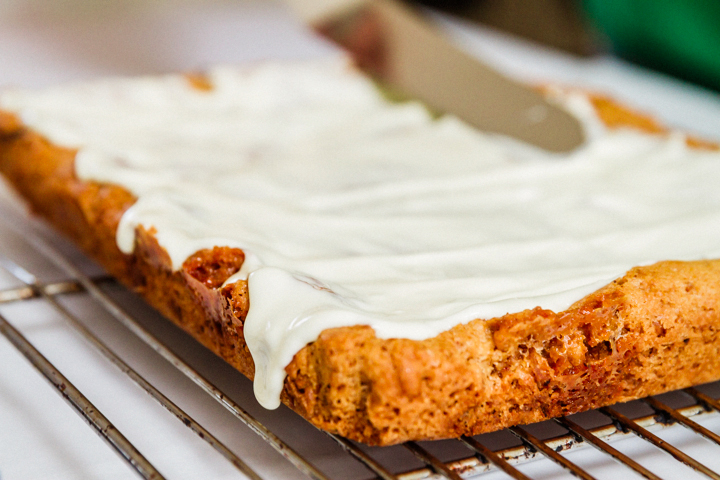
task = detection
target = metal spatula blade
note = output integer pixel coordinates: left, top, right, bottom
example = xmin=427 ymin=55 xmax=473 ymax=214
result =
xmin=289 ymin=0 xmax=585 ymax=152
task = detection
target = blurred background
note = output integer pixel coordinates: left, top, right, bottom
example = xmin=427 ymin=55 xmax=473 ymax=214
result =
xmin=1 ymin=0 xmax=719 ymax=91
xmin=0 ymin=0 xmax=719 ymax=147
xmin=420 ymin=0 xmax=720 ymax=92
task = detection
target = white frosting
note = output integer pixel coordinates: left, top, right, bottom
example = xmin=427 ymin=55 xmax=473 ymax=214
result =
xmin=3 ymin=59 xmax=720 ymax=409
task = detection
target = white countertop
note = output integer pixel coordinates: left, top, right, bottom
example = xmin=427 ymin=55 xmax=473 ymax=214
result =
xmin=1 ymin=1 xmax=720 ymax=479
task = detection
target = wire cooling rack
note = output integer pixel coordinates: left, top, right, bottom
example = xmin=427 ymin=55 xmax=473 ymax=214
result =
xmin=1 ymin=200 xmax=720 ymax=480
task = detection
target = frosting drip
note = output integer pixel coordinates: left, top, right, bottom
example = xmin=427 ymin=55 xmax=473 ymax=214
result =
xmin=3 ymin=59 xmax=720 ymax=408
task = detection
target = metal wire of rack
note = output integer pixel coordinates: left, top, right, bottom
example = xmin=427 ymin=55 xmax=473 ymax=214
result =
xmin=2 ymin=204 xmax=720 ymax=480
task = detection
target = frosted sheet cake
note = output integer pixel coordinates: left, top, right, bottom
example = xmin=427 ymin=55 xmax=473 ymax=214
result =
xmin=1 ymin=59 xmax=720 ymax=445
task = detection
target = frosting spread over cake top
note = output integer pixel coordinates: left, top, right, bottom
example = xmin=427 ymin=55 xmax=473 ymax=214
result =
xmin=3 ymin=58 xmax=720 ymax=408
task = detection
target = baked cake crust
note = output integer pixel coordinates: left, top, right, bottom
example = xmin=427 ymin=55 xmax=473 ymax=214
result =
xmin=1 ymin=97 xmax=720 ymax=446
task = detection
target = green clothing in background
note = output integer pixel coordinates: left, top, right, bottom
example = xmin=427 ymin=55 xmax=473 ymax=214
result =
xmin=583 ymin=0 xmax=720 ymax=90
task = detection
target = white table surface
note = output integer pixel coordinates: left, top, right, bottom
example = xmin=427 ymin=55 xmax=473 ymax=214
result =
xmin=1 ymin=1 xmax=720 ymax=479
